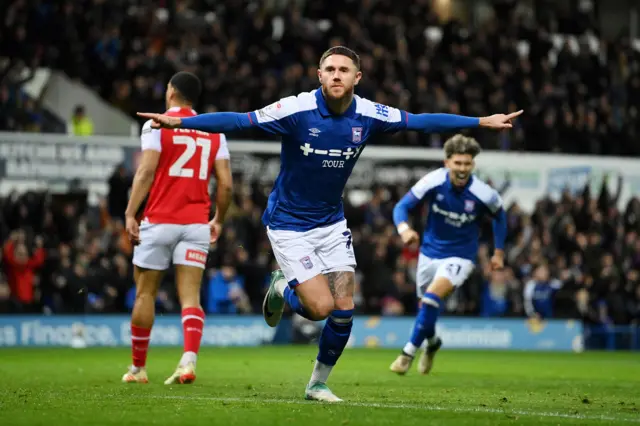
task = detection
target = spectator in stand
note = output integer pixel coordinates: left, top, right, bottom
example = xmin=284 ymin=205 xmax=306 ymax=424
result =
xmin=68 ymin=105 xmax=94 ymax=136
xmin=523 ymin=264 xmax=563 ymax=320
xmin=205 ymin=264 xmax=251 ymax=314
xmin=107 ymin=164 xmax=133 ymax=224
xmin=0 ymin=273 xmax=18 ymax=313
xmin=2 ymin=230 xmax=45 ymax=311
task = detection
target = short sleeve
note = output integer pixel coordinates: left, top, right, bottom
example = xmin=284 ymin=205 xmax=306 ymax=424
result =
xmin=215 ymin=134 xmax=230 ymax=160
xmin=410 ymin=168 xmax=448 ymax=200
xmin=248 ymin=96 xmax=300 ymax=136
xmin=140 ymin=120 xmax=161 ymax=151
xmin=469 ymin=179 xmax=504 ymax=215
xmin=355 ymin=97 xmax=408 ymax=135
xmin=485 ymin=190 xmax=504 ymax=214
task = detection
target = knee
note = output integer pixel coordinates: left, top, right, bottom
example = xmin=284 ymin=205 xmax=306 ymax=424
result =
xmin=306 ymin=297 xmax=335 ymax=320
xmin=426 ymin=277 xmax=454 ymax=300
xmin=421 ymin=292 xmax=442 ymax=310
xmin=333 ymin=297 xmax=354 ymax=312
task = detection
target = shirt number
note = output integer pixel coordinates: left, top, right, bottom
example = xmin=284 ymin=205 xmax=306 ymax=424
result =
xmin=168 ymin=136 xmax=211 ymax=180
xmin=446 ymin=264 xmax=461 ymax=276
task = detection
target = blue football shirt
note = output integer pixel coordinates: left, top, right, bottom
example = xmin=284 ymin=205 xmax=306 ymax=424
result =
xmin=247 ymin=89 xmax=408 ymax=231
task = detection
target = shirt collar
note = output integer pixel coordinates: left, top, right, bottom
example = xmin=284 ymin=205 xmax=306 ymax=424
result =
xmin=315 ymin=88 xmax=357 ymax=118
xmin=167 ymin=106 xmax=197 ymax=114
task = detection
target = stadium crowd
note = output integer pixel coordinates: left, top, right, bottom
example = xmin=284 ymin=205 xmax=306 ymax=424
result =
xmin=2 ymin=0 xmax=640 ymax=155
xmin=1 ymin=167 xmax=640 ymax=332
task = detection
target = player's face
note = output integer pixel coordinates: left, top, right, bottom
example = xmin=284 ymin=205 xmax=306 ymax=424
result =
xmin=318 ymin=54 xmax=362 ymax=100
xmin=445 ymin=154 xmax=474 ymax=187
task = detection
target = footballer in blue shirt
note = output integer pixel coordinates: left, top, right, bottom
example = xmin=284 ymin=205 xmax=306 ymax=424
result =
xmin=389 ymin=134 xmax=508 ymax=375
xmin=138 ymin=46 xmax=521 ymax=401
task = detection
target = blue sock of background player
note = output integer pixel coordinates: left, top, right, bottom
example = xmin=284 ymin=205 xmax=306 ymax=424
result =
xmin=404 ymin=293 xmax=441 ymax=357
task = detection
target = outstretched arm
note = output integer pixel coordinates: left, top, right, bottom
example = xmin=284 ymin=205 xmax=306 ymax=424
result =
xmin=138 ymin=96 xmax=302 ymax=135
xmin=406 ymin=110 xmax=523 ymax=133
xmin=371 ymin=99 xmax=523 ymax=134
xmin=137 ymin=111 xmax=253 ymax=134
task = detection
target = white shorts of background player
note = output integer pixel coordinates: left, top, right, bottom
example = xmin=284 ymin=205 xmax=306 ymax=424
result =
xmin=415 ymin=253 xmax=475 ymax=298
xmin=132 ymin=221 xmax=210 ymax=270
xmin=267 ymin=220 xmax=356 ymax=287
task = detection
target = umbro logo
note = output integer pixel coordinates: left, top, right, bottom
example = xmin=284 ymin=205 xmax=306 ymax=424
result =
xmin=308 ymin=128 xmax=321 ymax=137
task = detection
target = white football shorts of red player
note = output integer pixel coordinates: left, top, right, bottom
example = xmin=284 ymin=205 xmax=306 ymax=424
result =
xmin=132 ymin=106 xmax=230 ymax=271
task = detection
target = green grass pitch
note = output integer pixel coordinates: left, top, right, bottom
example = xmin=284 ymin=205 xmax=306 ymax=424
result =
xmin=1 ymin=346 xmax=639 ymax=425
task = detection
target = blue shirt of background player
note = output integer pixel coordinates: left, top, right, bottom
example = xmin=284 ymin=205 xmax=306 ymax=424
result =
xmin=245 ymin=89 xmax=408 ymax=232
xmin=393 ymin=168 xmax=507 ymax=262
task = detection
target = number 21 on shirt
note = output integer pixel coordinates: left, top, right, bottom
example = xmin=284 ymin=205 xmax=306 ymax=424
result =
xmin=169 ymin=135 xmax=212 ymax=180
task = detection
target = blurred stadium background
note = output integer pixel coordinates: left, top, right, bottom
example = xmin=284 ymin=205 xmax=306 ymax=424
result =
xmin=1 ymin=1 xmax=640 ymax=425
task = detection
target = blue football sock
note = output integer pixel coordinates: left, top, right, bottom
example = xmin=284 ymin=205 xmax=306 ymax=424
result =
xmin=407 ymin=293 xmax=441 ymax=353
xmin=283 ymin=286 xmax=314 ymax=320
xmin=317 ymin=309 xmax=354 ymax=367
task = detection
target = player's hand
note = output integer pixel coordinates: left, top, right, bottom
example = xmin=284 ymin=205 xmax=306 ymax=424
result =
xmin=136 ymin=112 xmax=182 ymax=129
xmin=479 ymin=110 xmax=523 ymax=129
xmin=209 ymin=220 xmax=222 ymax=244
xmin=400 ymin=228 xmax=420 ymax=246
xmin=490 ymin=251 xmax=505 ymax=270
xmin=125 ymin=215 xmax=140 ymax=245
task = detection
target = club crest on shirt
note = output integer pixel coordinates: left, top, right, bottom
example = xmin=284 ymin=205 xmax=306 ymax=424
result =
xmin=300 ymin=256 xmax=313 ymax=270
xmin=352 ymin=127 xmax=362 ymax=143
xmin=464 ymin=200 xmax=475 ymax=212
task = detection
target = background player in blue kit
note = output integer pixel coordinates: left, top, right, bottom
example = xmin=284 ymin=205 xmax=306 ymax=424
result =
xmin=389 ymin=134 xmax=508 ymax=375
xmin=138 ymin=47 xmax=521 ymax=402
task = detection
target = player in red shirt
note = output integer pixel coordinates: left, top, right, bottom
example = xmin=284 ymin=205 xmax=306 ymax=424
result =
xmin=121 ymin=71 xmax=233 ymax=384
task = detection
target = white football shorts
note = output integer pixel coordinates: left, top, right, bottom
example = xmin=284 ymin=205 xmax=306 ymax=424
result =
xmin=132 ymin=221 xmax=210 ymax=270
xmin=266 ymin=220 xmax=356 ymax=287
xmin=415 ymin=253 xmax=475 ymax=298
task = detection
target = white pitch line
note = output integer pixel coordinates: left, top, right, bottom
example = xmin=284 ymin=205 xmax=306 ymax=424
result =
xmin=149 ymin=395 xmax=640 ymax=423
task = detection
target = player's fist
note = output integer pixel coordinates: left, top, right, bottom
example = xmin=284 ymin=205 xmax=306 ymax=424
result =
xmin=209 ymin=220 xmax=222 ymax=245
xmin=490 ymin=251 xmax=505 ymax=270
xmin=479 ymin=110 xmax=523 ymax=129
xmin=125 ymin=215 xmax=140 ymax=245
xmin=136 ymin=112 xmax=182 ymax=129
xmin=400 ymin=228 xmax=419 ymax=246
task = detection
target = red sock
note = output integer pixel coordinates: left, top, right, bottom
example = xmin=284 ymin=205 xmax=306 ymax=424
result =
xmin=182 ymin=307 xmax=205 ymax=354
xmin=131 ymin=325 xmax=151 ymax=368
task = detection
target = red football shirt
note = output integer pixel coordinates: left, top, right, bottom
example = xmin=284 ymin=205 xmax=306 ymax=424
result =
xmin=140 ymin=107 xmax=229 ymax=225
